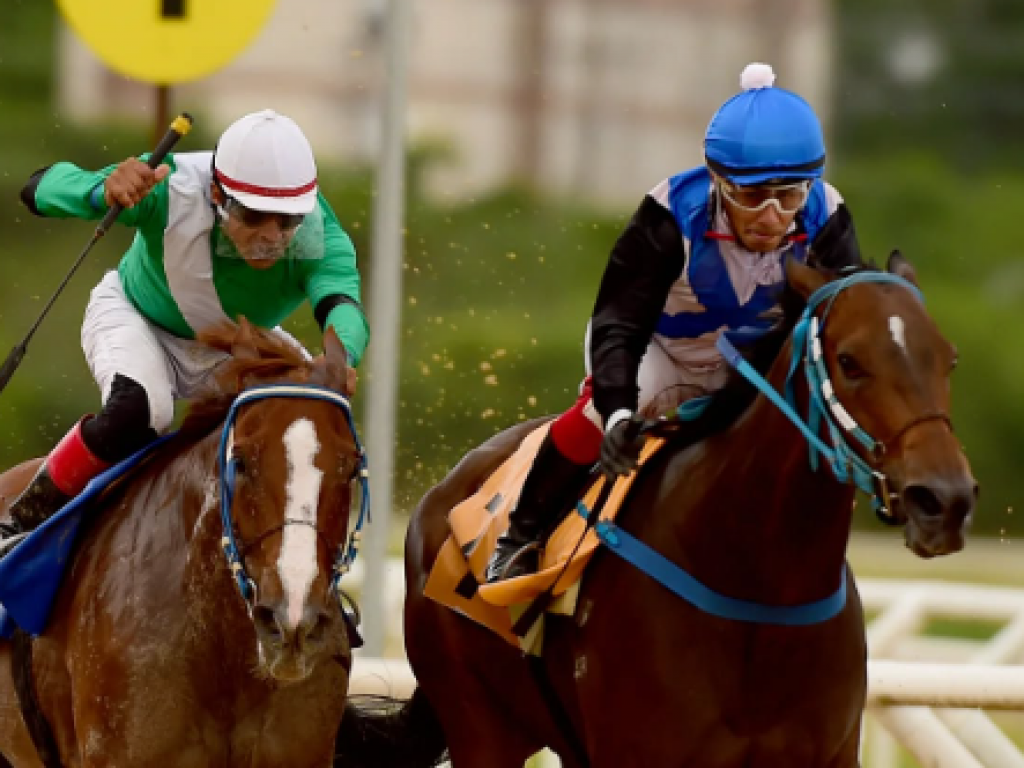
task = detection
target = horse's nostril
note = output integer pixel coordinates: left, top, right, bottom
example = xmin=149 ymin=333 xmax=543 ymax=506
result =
xmin=253 ymin=605 xmax=283 ymax=639
xmin=302 ymin=611 xmax=332 ymax=644
xmin=902 ymin=484 xmax=943 ymax=518
xmin=903 ymin=481 xmax=976 ymax=521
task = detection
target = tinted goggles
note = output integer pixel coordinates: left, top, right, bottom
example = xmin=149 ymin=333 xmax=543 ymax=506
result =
xmin=225 ymin=197 xmax=305 ymax=231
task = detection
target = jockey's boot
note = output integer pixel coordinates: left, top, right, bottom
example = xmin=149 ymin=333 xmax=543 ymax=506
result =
xmin=485 ymin=433 xmax=592 ymax=583
xmin=0 ymin=419 xmax=111 ymax=558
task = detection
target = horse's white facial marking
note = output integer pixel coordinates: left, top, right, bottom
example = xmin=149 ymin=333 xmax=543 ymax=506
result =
xmin=889 ymin=315 xmax=907 ymax=355
xmin=278 ymin=418 xmax=322 ymax=630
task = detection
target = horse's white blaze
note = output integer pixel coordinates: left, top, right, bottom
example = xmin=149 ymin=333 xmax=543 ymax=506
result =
xmin=889 ymin=315 xmax=907 ymax=354
xmin=278 ymin=418 xmax=322 ymax=630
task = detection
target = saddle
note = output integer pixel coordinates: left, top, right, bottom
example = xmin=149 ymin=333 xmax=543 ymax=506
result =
xmin=424 ymin=423 xmax=667 ymax=653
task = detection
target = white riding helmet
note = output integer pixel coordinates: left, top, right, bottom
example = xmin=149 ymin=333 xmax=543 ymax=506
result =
xmin=213 ymin=109 xmax=318 ymax=215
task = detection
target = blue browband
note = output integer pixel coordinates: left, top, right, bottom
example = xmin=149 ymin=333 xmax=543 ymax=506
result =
xmin=217 ymin=384 xmax=370 ymax=609
xmin=585 ymin=270 xmax=921 ymax=626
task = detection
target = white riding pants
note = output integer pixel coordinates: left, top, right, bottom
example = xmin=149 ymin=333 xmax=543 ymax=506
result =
xmin=81 ymin=271 xmax=308 ymax=432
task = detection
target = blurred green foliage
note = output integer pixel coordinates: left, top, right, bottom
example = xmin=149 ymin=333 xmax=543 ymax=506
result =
xmin=836 ymin=0 xmax=1024 ymax=171
xmin=0 ymin=0 xmax=1020 ymax=541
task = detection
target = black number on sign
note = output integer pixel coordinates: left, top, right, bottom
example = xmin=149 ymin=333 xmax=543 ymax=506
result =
xmin=162 ymin=0 xmax=186 ymax=18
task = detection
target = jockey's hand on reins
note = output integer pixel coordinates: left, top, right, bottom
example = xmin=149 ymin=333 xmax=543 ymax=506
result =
xmin=600 ymin=415 xmax=646 ymax=481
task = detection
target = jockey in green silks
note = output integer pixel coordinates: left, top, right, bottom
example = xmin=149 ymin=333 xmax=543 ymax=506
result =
xmin=1 ymin=110 xmax=369 ymax=555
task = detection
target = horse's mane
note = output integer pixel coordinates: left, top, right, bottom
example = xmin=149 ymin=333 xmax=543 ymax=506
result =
xmin=660 ymin=257 xmax=880 ymax=449
xmin=174 ymin=321 xmax=315 ymax=445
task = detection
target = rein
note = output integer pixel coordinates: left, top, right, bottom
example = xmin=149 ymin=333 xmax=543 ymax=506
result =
xmin=719 ymin=270 xmax=952 ymax=521
xmin=217 ymin=384 xmax=371 ymax=611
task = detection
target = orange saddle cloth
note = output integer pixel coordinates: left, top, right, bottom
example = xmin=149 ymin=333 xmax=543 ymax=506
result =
xmin=423 ymin=423 xmax=665 ymax=652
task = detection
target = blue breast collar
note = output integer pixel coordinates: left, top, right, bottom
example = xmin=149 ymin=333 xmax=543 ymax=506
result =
xmin=580 ymin=504 xmax=849 ymax=626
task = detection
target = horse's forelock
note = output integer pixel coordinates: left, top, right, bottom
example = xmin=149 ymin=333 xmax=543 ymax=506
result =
xmin=175 ymin=322 xmax=316 ymax=443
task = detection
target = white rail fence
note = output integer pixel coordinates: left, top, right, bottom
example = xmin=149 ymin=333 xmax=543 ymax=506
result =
xmin=861 ymin=580 xmax=1024 ymax=768
xmin=346 ymin=563 xmax=1024 ymax=767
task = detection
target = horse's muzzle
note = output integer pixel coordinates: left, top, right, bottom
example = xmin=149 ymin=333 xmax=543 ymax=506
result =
xmin=899 ymin=474 xmax=979 ymax=558
xmin=252 ymin=601 xmax=342 ymax=682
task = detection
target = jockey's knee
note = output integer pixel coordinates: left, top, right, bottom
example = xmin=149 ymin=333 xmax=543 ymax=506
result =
xmin=82 ymin=374 xmax=162 ymax=462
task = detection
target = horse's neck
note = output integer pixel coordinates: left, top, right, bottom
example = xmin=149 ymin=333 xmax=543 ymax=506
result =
xmin=670 ymin=340 xmax=856 ymax=604
xmin=134 ymin=432 xmax=259 ymax=655
xmin=127 ymin=432 xmax=240 ymax=609
xmin=158 ymin=432 xmax=221 ymax=545
xmin=179 ymin=434 xmax=238 ymax=581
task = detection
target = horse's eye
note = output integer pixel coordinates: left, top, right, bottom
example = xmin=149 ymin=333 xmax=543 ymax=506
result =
xmin=837 ymin=353 xmax=866 ymax=381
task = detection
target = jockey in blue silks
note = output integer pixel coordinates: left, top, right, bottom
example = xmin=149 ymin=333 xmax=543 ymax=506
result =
xmin=487 ymin=62 xmax=864 ymax=582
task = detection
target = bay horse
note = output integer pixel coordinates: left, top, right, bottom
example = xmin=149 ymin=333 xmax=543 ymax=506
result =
xmin=336 ymin=253 xmax=977 ymax=768
xmin=0 ymin=320 xmax=366 ymax=767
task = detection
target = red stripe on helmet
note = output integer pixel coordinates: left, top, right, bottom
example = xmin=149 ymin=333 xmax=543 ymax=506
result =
xmin=215 ymin=168 xmax=317 ymax=198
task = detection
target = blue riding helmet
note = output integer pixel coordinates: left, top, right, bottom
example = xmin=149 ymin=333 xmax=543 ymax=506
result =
xmin=705 ymin=64 xmax=826 ymax=186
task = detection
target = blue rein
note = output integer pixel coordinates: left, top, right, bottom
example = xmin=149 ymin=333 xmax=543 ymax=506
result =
xmin=586 ymin=270 xmax=922 ymax=626
xmin=217 ymin=384 xmax=370 ymax=609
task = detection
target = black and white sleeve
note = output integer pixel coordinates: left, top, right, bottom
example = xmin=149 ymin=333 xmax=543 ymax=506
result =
xmin=589 ymin=192 xmax=686 ymax=424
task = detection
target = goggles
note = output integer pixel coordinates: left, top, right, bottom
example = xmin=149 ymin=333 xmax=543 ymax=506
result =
xmin=718 ymin=179 xmax=811 ymax=215
xmin=224 ymin=197 xmax=305 ymax=231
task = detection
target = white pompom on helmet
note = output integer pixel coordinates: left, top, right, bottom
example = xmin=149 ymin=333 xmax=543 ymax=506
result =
xmin=213 ymin=109 xmax=318 ymax=215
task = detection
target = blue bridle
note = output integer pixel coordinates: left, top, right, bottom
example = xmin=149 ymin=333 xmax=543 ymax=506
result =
xmin=717 ymin=270 xmax=926 ymax=519
xmin=217 ymin=384 xmax=370 ymax=610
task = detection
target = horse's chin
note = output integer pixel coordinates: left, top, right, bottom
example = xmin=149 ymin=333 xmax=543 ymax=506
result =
xmin=255 ymin=638 xmax=328 ymax=684
xmin=903 ymin=516 xmax=967 ymax=559
xmin=262 ymin=648 xmax=314 ymax=684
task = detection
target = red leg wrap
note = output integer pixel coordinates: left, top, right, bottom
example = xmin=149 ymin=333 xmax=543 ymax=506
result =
xmin=47 ymin=418 xmax=112 ymax=496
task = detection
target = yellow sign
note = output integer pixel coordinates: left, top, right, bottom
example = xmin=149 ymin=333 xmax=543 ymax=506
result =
xmin=56 ymin=0 xmax=278 ymax=85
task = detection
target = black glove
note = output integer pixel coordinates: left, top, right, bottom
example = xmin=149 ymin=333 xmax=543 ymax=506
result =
xmin=599 ymin=416 xmax=645 ymax=482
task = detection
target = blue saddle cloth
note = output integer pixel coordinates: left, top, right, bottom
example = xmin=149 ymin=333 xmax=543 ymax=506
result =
xmin=0 ymin=435 xmax=174 ymax=638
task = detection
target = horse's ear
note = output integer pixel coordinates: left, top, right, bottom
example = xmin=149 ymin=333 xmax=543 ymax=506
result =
xmin=231 ymin=318 xmax=261 ymax=361
xmin=786 ymin=257 xmax=828 ymax=300
xmin=887 ymin=249 xmax=919 ymax=287
xmin=322 ymin=327 xmax=356 ymax=396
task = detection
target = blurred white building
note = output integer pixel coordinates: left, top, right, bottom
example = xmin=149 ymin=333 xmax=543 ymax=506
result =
xmin=56 ymin=0 xmax=831 ymax=206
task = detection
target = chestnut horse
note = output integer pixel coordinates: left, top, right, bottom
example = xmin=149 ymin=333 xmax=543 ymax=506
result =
xmin=336 ymin=254 xmax=977 ymax=768
xmin=0 ymin=321 xmax=366 ymax=767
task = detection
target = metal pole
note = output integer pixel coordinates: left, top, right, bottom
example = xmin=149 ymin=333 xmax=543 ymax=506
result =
xmin=361 ymin=0 xmax=411 ymax=656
